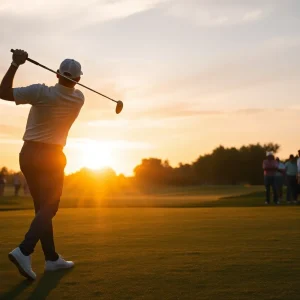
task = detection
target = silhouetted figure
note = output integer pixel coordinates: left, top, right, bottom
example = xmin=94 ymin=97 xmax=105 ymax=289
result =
xmin=13 ymin=173 xmax=22 ymax=196
xmin=285 ymin=155 xmax=298 ymax=204
xmin=0 ymin=171 xmax=6 ymax=197
xmin=263 ymin=152 xmax=278 ymax=205
xmin=23 ymin=180 xmax=29 ymax=196
xmin=297 ymin=149 xmax=300 ymax=198
xmin=0 ymin=49 xmax=84 ymax=280
xmin=275 ymin=158 xmax=285 ymax=203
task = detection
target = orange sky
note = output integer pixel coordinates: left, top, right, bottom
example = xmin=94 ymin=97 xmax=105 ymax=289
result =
xmin=1 ymin=0 xmax=300 ymax=175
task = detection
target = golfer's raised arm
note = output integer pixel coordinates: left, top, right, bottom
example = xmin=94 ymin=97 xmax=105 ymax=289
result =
xmin=0 ymin=49 xmax=28 ymax=101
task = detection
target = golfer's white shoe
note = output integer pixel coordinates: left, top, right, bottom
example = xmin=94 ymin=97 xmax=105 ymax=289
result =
xmin=45 ymin=255 xmax=74 ymax=272
xmin=8 ymin=247 xmax=36 ymax=281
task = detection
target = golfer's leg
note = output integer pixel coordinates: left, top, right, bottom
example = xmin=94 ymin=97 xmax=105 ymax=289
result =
xmin=19 ymin=208 xmax=56 ymax=256
xmin=39 ymin=167 xmax=64 ymax=261
xmin=40 ymin=220 xmax=58 ymax=261
xmin=19 ymin=160 xmax=59 ymax=257
xmin=18 ymin=154 xmax=42 ymax=256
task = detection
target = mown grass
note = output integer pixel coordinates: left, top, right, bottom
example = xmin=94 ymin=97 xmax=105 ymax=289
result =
xmin=0 ymin=207 xmax=299 ymax=299
xmin=0 ymin=185 xmax=266 ymax=210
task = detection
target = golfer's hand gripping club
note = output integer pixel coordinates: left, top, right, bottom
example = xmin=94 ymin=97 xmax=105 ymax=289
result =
xmin=10 ymin=49 xmax=123 ymax=114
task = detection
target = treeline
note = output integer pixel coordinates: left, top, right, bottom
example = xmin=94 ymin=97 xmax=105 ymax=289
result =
xmin=1 ymin=143 xmax=281 ymax=188
xmin=134 ymin=143 xmax=280 ymax=186
xmin=64 ymin=167 xmax=129 ymax=193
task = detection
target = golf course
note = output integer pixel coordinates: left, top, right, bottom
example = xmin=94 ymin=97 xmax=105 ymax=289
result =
xmin=0 ymin=186 xmax=299 ymax=300
xmin=1 ymin=0 xmax=300 ymax=298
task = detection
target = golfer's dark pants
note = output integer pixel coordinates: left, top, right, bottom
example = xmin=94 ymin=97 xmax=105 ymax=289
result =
xmin=286 ymin=175 xmax=297 ymax=202
xmin=19 ymin=141 xmax=66 ymax=261
xmin=264 ymin=175 xmax=278 ymax=204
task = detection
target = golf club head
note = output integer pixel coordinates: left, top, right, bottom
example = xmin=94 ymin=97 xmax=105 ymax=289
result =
xmin=116 ymin=101 xmax=123 ymax=114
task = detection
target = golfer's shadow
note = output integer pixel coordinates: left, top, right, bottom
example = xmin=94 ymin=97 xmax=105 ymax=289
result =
xmin=27 ymin=269 xmax=72 ymax=300
xmin=0 ymin=280 xmax=32 ymax=300
xmin=0 ymin=269 xmax=72 ymax=300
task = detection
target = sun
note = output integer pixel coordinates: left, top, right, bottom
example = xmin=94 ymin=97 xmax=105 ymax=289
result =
xmin=81 ymin=141 xmax=113 ymax=170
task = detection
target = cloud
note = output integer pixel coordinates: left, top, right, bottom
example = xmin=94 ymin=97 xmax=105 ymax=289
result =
xmin=0 ymin=125 xmax=23 ymax=138
xmin=134 ymin=103 xmax=224 ymax=119
xmin=66 ymin=138 xmax=154 ymax=150
xmin=0 ymin=135 xmax=154 ymax=150
xmin=262 ymin=36 xmax=300 ymax=50
xmin=137 ymin=34 xmax=300 ymax=106
xmin=242 ymin=10 xmax=263 ymax=22
xmin=0 ymin=0 xmax=166 ymax=27
xmin=165 ymin=1 xmax=266 ymax=27
xmin=236 ymin=108 xmax=265 ymax=115
xmin=0 ymin=138 xmax=22 ymax=145
xmin=86 ymin=105 xmax=281 ymax=129
xmin=87 ymin=119 xmax=167 ymax=129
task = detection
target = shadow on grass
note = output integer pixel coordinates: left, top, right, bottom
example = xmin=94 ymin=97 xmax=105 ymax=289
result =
xmin=0 ymin=280 xmax=32 ymax=300
xmin=0 ymin=269 xmax=72 ymax=300
xmin=27 ymin=269 xmax=72 ymax=300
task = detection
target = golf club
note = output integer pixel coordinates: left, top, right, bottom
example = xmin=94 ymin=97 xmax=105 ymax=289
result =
xmin=11 ymin=49 xmax=123 ymax=114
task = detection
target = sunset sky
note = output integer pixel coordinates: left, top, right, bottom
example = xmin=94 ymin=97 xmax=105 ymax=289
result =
xmin=1 ymin=0 xmax=300 ymax=175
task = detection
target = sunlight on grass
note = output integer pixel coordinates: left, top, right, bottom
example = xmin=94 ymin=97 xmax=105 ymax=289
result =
xmin=0 ymin=208 xmax=299 ymax=299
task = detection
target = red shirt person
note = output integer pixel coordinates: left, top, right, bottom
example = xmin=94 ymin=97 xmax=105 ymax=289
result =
xmin=262 ymin=152 xmax=279 ymax=204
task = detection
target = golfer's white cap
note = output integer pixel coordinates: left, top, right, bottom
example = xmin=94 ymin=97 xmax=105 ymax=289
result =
xmin=266 ymin=151 xmax=273 ymax=156
xmin=59 ymin=59 xmax=83 ymax=79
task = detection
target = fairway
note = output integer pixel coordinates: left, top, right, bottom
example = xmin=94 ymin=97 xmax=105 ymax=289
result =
xmin=0 ymin=207 xmax=299 ymax=300
xmin=0 ymin=185 xmax=265 ymax=210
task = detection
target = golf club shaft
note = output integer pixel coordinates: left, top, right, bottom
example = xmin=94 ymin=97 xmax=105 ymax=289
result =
xmin=10 ymin=49 xmax=118 ymax=104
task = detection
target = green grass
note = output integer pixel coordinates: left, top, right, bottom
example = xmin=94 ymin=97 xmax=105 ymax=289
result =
xmin=0 ymin=185 xmax=266 ymax=210
xmin=0 ymin=186 xmax=299 ymax=299
xmin=0 ymin=207 xmax=300 ymax=299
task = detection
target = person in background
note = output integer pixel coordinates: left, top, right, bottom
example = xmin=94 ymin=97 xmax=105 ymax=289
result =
xmin=297 ymin=150 xmax=300 ymax=175
xmin=275 ymin=158 xmax=285 ymax=203
xmin=23 ymin=179 xmax=29 ymax=196
xmin=0 ymin=171 xmax=5 ymax=197
xmin=297 ymin=149 xmax=300 ymax=198
xmin=13 ymin=173 xmax=22 ymax=197
xmin=262 ymin=152 xmax=278 ymax=205
xmin=285 ymin=154 xmax=298 ymax=204
xmin=19 ymin=173 xmax=29 ymax=196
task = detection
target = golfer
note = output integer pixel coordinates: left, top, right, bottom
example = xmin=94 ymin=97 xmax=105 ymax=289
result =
xmin=0 ymin=49 xmax=84 ymax=280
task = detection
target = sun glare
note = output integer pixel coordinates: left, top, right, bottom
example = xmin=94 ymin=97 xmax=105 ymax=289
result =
xmin=81 ymin=142 xmax=113 ymax=170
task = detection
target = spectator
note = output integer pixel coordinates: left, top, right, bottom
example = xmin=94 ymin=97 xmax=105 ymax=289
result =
xmin=297 ymin=150 xmax=300 ymax=175
xmin=13 ymin=173 xmax=22 ymax=197
xmin=275 ymin=158 xmax=285 ymax=203
xmin=262 ymin=152 xmax=278 ymax=205
xmin=297 ymin=150 xmax=300 ymax=196
xmin=0 ymin=171 xmax=5 ymax=196
xmin=285 ymin=155 xmax=298 ymax=204
xmin=23 ymin=180 xmax=30 ymax=196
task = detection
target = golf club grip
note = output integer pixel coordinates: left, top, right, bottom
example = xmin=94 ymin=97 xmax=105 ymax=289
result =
xmin=10 ymin=49 xmax=40 ymax=66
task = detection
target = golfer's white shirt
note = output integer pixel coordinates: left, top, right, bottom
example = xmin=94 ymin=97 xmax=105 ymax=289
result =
xmin=13 ymin=83 xmax=84 ymax=147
